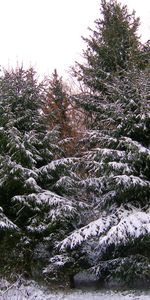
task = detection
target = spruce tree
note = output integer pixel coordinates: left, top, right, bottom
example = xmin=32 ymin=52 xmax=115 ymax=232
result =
xmin=0 ymin=67 xmax=84 ymax=279
xmin=48 ymin=66 xmax=150 ymax=287
xmin=73 ymin=0 xmax=142 ymax=94
xmin=44 ymin=1 xmax=150 ymax=287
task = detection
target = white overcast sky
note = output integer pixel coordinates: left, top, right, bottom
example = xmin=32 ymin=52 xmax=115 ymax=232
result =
xmin=0 ymin=0 xmax=150 ymax=78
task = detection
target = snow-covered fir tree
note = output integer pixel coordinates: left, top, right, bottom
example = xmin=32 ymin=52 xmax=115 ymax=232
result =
xmin=0 ymin=67 xmax=86 ymax=279
xmin=73 ymin=0 xmax=143 ymax=93
xmin=45 ymin=65 xmax=150 ymax=287
xmin=44 ymin=0 xmax=150 ymax=285
xmin=1 ymin=1 xmax=150 ymax=289
xmin=72 ymin=0 xmax=150 ymax=131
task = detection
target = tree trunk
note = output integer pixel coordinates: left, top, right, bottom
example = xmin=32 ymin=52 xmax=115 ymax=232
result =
xmin=69 ymin=274 xmax=75 ymax=288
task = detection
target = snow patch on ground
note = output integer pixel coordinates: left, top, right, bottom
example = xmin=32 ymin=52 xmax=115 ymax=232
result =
xmin=0 ymin=279 xmax=150 ymax=300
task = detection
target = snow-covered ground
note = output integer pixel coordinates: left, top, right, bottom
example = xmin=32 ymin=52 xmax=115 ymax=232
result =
xmin=1 ymin=279 xmax=150 ymax=300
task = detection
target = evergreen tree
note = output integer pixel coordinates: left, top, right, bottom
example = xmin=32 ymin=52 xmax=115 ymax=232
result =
xmin=43 ymin=69 xmax=82 ymax=157
xmin=43 ymin=69 xmax=73 ymax=138
xmin=47 ymin=67 xmax=150 ymax=287
xmin=71 ymin=0 xmax=149 ymax=131
xmin=0 ymin=67 xmax=85 ymax=279
xmin=44 ymin=1 xmax=150 ymax=287
xmin=73 ymin=0 xmax=142 ymax=94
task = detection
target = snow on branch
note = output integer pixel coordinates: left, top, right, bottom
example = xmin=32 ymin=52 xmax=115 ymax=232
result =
xmin=91 ymin=254 xmax=149 ymax=279
xmin=79 ymin=177 xmax=105 ymax=192
xmin=108 ymin=162 xmax=132 ymax=174
xmin=113 ymin=175 xmax=150 ymax=189
xmin=13 ymin=190 xmax=77 ymax=220
xmin=59 ymin=207 xmax=150 ymax=255
xmin=98 ymin=211 xmax=150 ymax=256
xmin=122 ymin=137 xmax=150 ymax=156
xmin=59 ymin=213 xmax=118 ymax=250
xmin=39 ymin=157 xmax=80 ymax=174
xmin=0 ymin=210 xmax=19 ymax=232
xmin=85 ymin=148 xmax=125 ymax=161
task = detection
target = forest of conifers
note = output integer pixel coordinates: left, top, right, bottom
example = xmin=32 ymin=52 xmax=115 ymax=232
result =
xmin=0 ymin=0 xmax=150 ymax=289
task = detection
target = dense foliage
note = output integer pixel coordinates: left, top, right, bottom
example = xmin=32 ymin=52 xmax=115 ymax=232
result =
xmin=53 ymin=68 xmax=150 ymax=287
xmin=0 ymin=67 xmax=85 ymax=279
xmin=0 ymin=0 xmax=150 ymax=289
xmin=48 ymin=0 xmax=150 ymax=287
xmin=73 ymin=0 xmax=143 ymax=93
